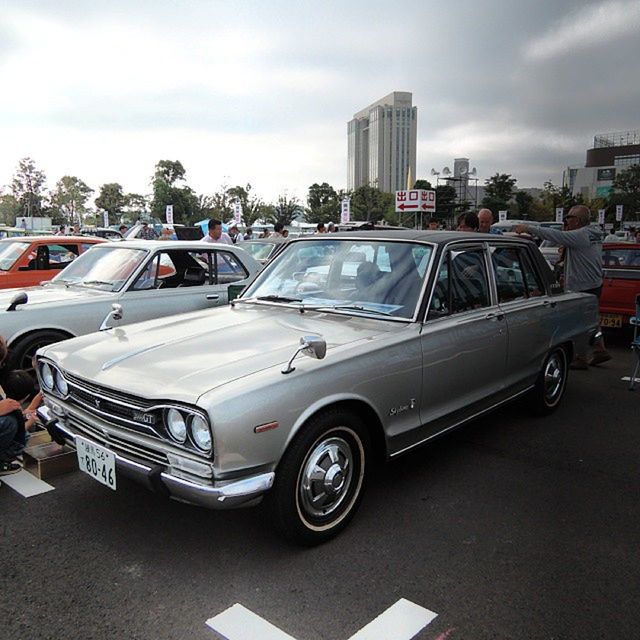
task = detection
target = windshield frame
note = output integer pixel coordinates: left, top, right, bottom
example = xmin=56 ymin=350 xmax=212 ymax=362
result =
xmin=239 ymin=236 xmax=437 ymax=322
xmin=51 ymin=245 xmax=151 ymax=291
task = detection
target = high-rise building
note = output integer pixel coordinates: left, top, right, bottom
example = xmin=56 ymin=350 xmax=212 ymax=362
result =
xmin=347 ymin=92 xmax=417 ymax=193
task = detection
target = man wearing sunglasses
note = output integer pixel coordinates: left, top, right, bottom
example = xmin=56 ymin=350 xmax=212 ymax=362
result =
xmin=514 ymin=206 xmax=610 ymax=368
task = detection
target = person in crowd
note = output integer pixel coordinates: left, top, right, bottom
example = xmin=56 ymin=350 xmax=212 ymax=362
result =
xmin=427 ymin=218 xmax=439 ymax=230
xmin=604 ymin=228 xmax=619 ymax=242
xmin=282 ymin=229 xmax=290 ymax=238
xmin=202 ymin=218 xmax=232 ymax=245
xmin=478 ymin=209 xmax=503 ymax=234
xmin=243 ymin=228 xmax=253 ymax=241
xmin=72 ymin=224 xmax=81 ymax=235
xmin=457 ymin=211 xmax=480 ymax=232
xmin=259 ymin=228 xmax=271 ymax=239
xmin=315 ymin=222 xmax=326 ymax=234
xmin=228 ymin=222 xmax=244 ymax=243
xmin=55 ymin=225 xmax=65 ymax=236
xmin=139 ymin=221 xmax=159 ymax=240
xmin=327 ymin=222 xmax=336 ymax=233
xmin=515 ymin=205 xmax=611 ymax=368
xmin=118 ymin=224 xmax=128 ymax=235
xmin=272 ymin=222 xmax=285 ymax=238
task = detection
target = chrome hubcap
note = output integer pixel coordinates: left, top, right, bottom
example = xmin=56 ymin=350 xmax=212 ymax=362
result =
xmin=299 ymin=437 xmax=353 ymax=518
xmin=544 ymin=354 xmax=564 ymax=403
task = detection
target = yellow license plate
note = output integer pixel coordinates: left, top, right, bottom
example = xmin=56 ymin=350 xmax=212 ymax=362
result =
xmin=600 ymin=314 xmax=623 ymax=328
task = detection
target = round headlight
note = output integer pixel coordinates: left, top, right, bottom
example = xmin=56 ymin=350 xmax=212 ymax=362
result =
xmin=54 ymin=369 xmax=69 ymax=396
xmin=190 ymin=414 xmax=212 ymax=451
xmin=166 ymin=408 xmax=187 ymax=443
xmin=41 ymin=363 xmax=54 ymax=391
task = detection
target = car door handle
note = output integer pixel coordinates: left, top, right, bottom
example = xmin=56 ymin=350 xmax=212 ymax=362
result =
xmin=543 ymin=299 xmax=557 ymax=308
xmin=206 ymin=294 xmax=220 ymax=300
xmin=484 ymin=312 xmax=504 ymax=321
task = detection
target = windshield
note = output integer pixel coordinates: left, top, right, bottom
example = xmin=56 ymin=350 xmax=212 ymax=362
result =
xmin=244 ymin=242 xmax=277 ymax=261
xmin=603 ymin=247 xmax=640 ymax=268
xmin=51 ymin=246 xmax=148 ymax=291
xmin=242 ymin=239 xmax=433 ymax=319
xmin=0 ymin=241 xmax=30 ymax=271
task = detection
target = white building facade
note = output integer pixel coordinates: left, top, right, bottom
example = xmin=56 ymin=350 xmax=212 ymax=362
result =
xmin=347 ymin=92 xmax=417 ymax=193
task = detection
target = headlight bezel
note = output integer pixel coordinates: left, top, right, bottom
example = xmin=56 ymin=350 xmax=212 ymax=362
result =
xmin=39 ymin=360 xmax=69 ymax=398
xmin=189 ymin=414 xmax=212 ymax=452
xmin=163 ymin=406 xmax=212 ymax=454
xmin=165 ymin=407 xmax=188 ymax=444
xmin=54 ymin=368 xmax=69 ymax=397
xmin=40 ymin=362 xmax=55 ymax=391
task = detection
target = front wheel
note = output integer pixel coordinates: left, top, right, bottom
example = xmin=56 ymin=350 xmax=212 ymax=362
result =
xmin=529 ymin=347 xmax=568 ymax=415
xmin=269 ymin=410 xmax=370 ymax=546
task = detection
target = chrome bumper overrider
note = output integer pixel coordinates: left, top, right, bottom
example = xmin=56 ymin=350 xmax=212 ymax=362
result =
xmin=37 ymin=405 xmax=275 ymax=509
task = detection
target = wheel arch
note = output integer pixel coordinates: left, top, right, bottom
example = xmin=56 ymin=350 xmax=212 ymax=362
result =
xmin=8 ymin=327 xmax=76 ymax=349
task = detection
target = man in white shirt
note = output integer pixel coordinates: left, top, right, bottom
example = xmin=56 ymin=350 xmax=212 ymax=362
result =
xmin=202 ymin=218 xmax=233 ymax=245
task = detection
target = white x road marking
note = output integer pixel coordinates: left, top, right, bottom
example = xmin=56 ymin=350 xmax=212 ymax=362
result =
xmin=206 ymin=598 xmax=438 ymax=640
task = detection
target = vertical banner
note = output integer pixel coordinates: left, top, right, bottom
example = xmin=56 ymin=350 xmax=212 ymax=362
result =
xmin=165 ymin=204 xmax=174 ymax=225
xmin=341 ymin=198 xmax=351 ymax=224
xmin=233 ymin=202 xmax=242 ymax=224
xmin=555 ymin=207 xmax=564 ymax=223
xmin=598 ymin=209 xmax=605 ymax=225
xmin=102 ymin=211 xmax=109 ymax=228
xmin=616 ymin=204 xmax=623 ymax=222
xmin=498 ymin=210 xmax=507 ymax=222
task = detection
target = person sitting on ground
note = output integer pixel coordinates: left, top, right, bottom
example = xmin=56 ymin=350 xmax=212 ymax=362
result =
xmin=457 ymin=211 xmax=480 ymax=232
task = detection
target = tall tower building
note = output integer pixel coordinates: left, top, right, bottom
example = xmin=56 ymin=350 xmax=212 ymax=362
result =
xmin=347 ymin=92 xmax=417 ymax=193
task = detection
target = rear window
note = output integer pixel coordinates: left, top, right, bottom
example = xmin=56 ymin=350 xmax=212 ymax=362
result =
xmin=603 ymin=248 xmax=640 ymax=268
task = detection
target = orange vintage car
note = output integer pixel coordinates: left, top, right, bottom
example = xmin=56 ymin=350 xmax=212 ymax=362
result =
xmin=0 ymin=235 xmax=106 ymax=289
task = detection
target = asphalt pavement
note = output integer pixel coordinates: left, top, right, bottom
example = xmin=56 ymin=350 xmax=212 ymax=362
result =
xmin=1 ymin=330 xmax=639 ymax=640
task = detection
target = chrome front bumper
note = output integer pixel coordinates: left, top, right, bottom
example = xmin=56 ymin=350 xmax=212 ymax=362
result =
xmin=37 ymin=405 xmax=275 ymax=509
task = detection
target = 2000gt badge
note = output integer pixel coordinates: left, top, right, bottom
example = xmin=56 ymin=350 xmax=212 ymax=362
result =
xmin=133 ymin=411 xmax=156 ymax=425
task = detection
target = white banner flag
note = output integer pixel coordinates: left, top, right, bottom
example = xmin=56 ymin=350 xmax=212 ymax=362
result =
xmin=165 ymin=204 xmax=174 ymax=225
xmin=102 ymin=211 xmax=109 ymax=228
xmin=598 ymin=209 xmax=605 ymax=225
xmin=340 ymin=198 xmax=351 ymax=224
xmin=498 ymin=210 xmax=507 ymax=222
xmin=233 ymin=202 xmax=242 ymax=224
xmin=555 ymin=207 xmax=564 ymax=223
xmin=616 ymin=204 xmax=623 ymax=222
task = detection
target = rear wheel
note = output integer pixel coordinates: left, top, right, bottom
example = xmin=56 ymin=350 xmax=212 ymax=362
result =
xmin=270 ymin=409 xmax=370 ymax=546
xmin=7 ymin=330 xmax=70 ymax=375
xmin=529 ymin=347 xmax=568 ymax=415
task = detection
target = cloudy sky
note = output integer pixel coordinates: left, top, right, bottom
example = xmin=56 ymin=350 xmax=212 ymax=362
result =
xmin=1 ymin=0 xmax=639 ymax=204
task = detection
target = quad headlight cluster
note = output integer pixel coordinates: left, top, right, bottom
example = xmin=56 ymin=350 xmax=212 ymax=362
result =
xmin=165 ymin=407 xmax=212 ymax=453
xmin=39 ymin=361 xmax=69 ymax=398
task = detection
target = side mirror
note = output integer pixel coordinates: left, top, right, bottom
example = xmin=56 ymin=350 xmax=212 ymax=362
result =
xmin=282 ymin=334 xmax=327 ymax=374
xmin=99 ymin=303 xmax=124 ymax=331
xmin=7 ymin=291 xmax=28 ymax=312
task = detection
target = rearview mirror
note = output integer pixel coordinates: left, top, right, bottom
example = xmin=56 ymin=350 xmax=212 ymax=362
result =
xmin=99 ymin=303 xmax=124 ymax=331
xmin=282 ymin=334 xmax=327 ymax=374
xmin=7 ymin=291 xmax=28 ymax=312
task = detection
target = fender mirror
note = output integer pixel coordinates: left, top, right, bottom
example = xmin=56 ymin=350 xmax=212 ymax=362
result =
xmin=7 ymin=291 xmax=28 ymax=312
xmin=282 ymin=334 xmax=327 ymax=374
xmin=99 ymin=303 xmax=124 ymax=331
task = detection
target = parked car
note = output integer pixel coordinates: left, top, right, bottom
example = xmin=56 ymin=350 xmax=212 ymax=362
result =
xmin=599 ymin=242 xmax=640 ymax=328
xmin=0 ymin=235 xmax=105 ymax=290
xmin=2 ymin=239 xmax=260 ymax=371
xmin=80 ymin=227 xmax=123 ymax=240
xmin=36 ymin=231 xmax=598 ymax=545
xmin=242 ymin=237 xmax=288 ymax=265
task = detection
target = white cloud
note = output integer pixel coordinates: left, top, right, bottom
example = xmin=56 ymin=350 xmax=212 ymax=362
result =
xmin=523 ymin=0 xmax=640 ymax=60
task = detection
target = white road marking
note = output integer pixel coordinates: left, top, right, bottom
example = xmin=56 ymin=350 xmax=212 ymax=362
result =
xmin=347 ymin=598 xmax=438 ymax=640
xmin=621 ymin=376 xmax=639 ymax=383
xmin=206 ymin=599 xmax=438 ymax=640
xmin=206 ymin=603 xmax=297 ymax=640
xmin=0 ymin=470 xmax=55 ymax=497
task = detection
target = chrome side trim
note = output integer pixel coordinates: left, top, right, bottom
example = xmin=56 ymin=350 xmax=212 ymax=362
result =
xmin=390 ymin=385 xmax=535 ymax=458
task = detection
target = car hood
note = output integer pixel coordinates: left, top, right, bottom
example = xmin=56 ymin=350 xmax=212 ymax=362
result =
xmin=0 ymin=283 xmax=111 ymax=309
xmin=41 ymin=304 xmax=401 ymax=403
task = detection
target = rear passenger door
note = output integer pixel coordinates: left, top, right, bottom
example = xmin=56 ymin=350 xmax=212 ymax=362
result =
xmin=489 ymin=243 xmax=559 ymax=389
xmin=418 ymin=243 xmax=508 ymax=430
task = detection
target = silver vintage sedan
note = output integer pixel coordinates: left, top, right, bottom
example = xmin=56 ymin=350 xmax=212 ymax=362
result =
xmin=36 ymin=232 xmax=598 ymax=545
xmin=2 ymin=240 xmax=259 ymax=371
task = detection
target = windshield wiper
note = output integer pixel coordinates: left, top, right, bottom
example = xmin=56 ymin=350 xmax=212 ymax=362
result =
xmin=79 ymin=280 xmax=114 ymax=289
xmin=256 ymin=295 xmax=302 ymax=303
xmin=306 ymin=304 xmax=395 ymax=317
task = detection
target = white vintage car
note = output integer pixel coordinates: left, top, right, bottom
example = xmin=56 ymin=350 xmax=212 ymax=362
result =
xmin=1 ymin=239 xmax=260 ymax=370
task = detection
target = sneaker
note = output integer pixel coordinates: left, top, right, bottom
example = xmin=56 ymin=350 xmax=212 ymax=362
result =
xmin=570 ymin=356 xmax=590 ymax=370
xmin=590 ymin=350 xmax=612 ymax=366
xmin=0 ymin=461 xmax=22 ymax=476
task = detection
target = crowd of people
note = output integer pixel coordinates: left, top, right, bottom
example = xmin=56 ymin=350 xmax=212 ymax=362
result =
xmin=0 ymin=337 xmax=43 ymax=475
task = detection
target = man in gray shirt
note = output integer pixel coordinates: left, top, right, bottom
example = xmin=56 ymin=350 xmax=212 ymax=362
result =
xmin=515 ymin=205 xmax=610 ymax=368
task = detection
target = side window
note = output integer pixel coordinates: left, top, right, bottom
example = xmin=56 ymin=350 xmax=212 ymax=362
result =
xmin=132 ymin=255 xmax=161 ymax=290
xmin=521 ymin=251 xmax=544 ymax=297
xmin=491 ymin=247 xmax=527 ymax=302
xmin=428 ymin=248 xmax=490 ymax=318
xmin=45 ymin=243 xmax=79 ymax=269
xmin=450 ymin=248 xmax=491 ymax=312
xmin=215 ymin=251 xmax=248 ymax=284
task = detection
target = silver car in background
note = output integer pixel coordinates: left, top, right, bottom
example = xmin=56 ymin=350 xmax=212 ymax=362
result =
xmin=37 ymin=232 xmax=598 ymax=545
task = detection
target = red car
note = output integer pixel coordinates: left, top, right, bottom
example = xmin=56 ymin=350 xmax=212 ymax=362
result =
xmin=600 ymin=243 xmax=640 ymax=328
xmin=0 ymin=235 xmax=105 ymax=290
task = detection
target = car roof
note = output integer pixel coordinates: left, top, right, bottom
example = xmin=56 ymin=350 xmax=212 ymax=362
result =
xmin=286 ymin=230 xmax=535 ymax=245
xmin=114 ymin=239 xmax=249 ymax=250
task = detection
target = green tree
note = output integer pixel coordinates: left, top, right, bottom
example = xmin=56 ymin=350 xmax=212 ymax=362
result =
xmin=350 ymin=185 xmax=394 ymax=223
xmin=435 ymin=184 xmax=457 ymax=220
xmin=610 ymin=164 xmax=640 ymax=220
xmin=305 ymin=182 xmax=340 ymax=223
xmin=150 ymin=159 xmax=198 ymax=224
xmin=95 ymin=183 xmax=127 ymax=225
xmin=481 ymin=173 xmax=517 ymax=214
xmin=11 ymin=157 xmax=47 ymax=218
xmin=514 ymin=190 xmax=534 ymax=219
xmin=124 ymin=193 xmax=149 ymax=220
xmin=226 ymin=183 xmax=266 ymax=227
xmin=51 ymin=176 xmax=93 ymax=226
xmin=412 ymin=179 xmax=432 ymax=190
xmin=265 ymin=193 xmax=302 ymax=225
xmin=0 ymin=193 xmax=21 ymax=225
